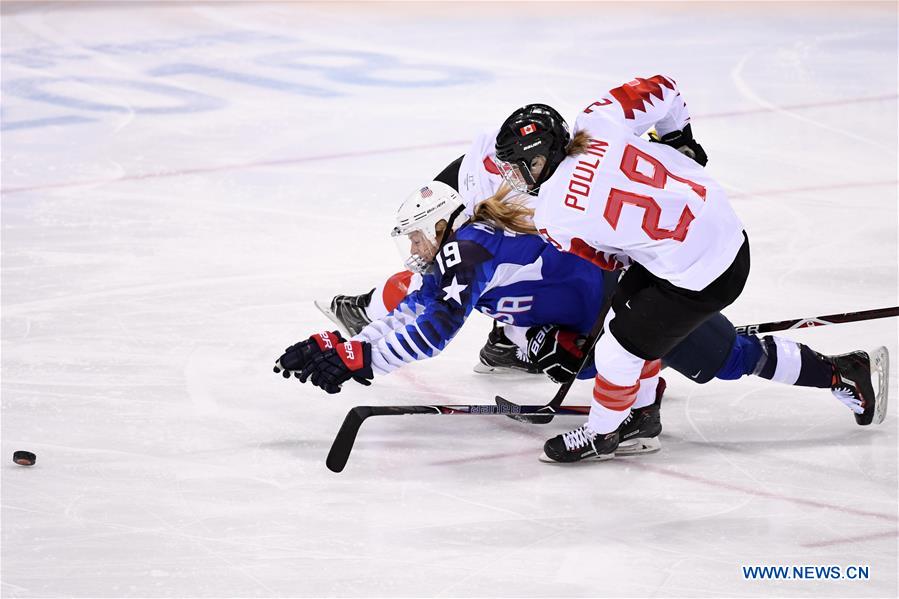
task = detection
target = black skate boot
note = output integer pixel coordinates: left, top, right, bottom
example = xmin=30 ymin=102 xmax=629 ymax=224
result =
xmin=314 ymin=289 xmax=374 ymax=337
xmin=616 ymin=377 xmax=665 ymax=455
xmin=540 ymin=424 xmax=619 ymax=463
xmin=828 ymin=347 xmax=889 ymax=426
xmin=474 ymin=323 xmax=541 ymax=375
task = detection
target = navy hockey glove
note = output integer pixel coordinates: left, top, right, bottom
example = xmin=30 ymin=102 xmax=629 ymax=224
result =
xmin=526 ymin=325 xmax=592 ymax=384
xmin=649 ymin=123 xmax=708 ymax=166
xmin=299 ymin=340 xmax=374 ymax=394
xmin=274 ymin=331 xmax=345 ymax=378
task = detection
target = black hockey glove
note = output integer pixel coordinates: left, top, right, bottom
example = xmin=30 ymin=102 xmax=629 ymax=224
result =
xmin=526 ymin=325 xmax=592 ymax=385
xmin=299 ymin=340 xmax=374 ymax=394
xmin=274 ymin=331 xmax=345 ymax=379
xmin=649 ymin=123 xmax=708 ymax=166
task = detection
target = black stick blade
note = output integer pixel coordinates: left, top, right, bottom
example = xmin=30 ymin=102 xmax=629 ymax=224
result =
xmin=495 ymin=395 xmax=555 ymax=424
xmin=326 ymin=406 xmax=372 ymax=473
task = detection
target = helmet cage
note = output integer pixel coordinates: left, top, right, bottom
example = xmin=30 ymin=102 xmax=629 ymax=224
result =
xmin=494 ymin=159 xmax=533 ymax=194
xmin=391 ymin=182 xmax=466 ymax=274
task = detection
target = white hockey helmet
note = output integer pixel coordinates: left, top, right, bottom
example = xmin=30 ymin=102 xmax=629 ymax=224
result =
xmin=391 ymin=181 xmax=466 ymax=274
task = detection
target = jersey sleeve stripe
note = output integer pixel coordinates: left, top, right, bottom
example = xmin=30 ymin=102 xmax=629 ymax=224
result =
xmin=407 ymin=325 xmax=439 ymax=356
xmin=393 ymin=333 xmax=422 ymax=361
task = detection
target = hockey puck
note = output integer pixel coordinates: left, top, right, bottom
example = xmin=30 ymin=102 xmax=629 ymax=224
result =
xmin=13 ymin=451 xmax=36 ymax=466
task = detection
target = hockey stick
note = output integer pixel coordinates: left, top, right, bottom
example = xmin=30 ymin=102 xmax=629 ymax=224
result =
xmin=494 ymin=299 xmax=612 ymax=425
xmin=326 ymin=305 xmax=898 ymax=471
xmin=734 ymin=306 xmax=899 ymax=336
xmin=326 ymin=404 xmax=591 ymax=472
xmin=495 ymin=305 xmax=899 ymax=425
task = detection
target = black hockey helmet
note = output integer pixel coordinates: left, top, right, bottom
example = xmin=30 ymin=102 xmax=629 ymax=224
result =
xmin=494 ymin=103 xmax=570 ymax=191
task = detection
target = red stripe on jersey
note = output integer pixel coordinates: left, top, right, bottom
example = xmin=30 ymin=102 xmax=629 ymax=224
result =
xmin=483 ymin=156 xmax=501 ymax=175
xmin=568 ymin=237 xmax=625 ymax=271
xmin=609 ymin=75 xmax=675 ymax=120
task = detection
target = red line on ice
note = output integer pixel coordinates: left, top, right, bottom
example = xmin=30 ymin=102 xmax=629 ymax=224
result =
xmin=700 ymin=93 xmax=898 ymax=119
xmin=630 ymin=462 xmax=899 ymax=523
xmin=2 ymin=94 xmax=896 ymax=196
xmin=427 ymin=449 xmax=898 ymax=528
xmin=800 ymin=529 xmax=899 ymax=548
xmin=0 ymin=140 xmax=469 ymax=195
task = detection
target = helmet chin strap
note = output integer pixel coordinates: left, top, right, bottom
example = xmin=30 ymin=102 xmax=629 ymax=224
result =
xmin=517 ymin=159 xmax=537 ymax=187
xmin=447 ymin=204 xmax=466 ymax=230
xmin=438 ymin=205 xmax=466 ymax=248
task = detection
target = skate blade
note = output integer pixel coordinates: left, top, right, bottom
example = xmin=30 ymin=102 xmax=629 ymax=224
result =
xmin=615 ymin=436 xmax=661 ymax=456
xmin=871 ymin=346 xmax=890 ymax=425
xmin=472 ymin=362 xmax=539 ymax=376
xmin=538 ymin=451 xmax=615 ymax=464
xmin=314 ymin=299 xmax=351 ymax=338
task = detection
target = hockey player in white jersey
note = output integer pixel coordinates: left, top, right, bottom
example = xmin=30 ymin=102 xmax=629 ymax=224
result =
xmin=486 ymin=75 xmax=876 ymax=462
xmin=315 ymin=123 xmax=572 ymax=374
xmin=275 ymin=181 xmax=889 ymax=457
xmin=288 ymin=180 xmax=667 ymax=450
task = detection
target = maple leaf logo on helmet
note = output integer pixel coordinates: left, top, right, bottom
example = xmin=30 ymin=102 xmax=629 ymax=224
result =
xmin=495 ymin=104 xmax=571 ymax=192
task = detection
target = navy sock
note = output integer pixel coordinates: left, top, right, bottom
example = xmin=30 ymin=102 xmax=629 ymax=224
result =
xmin=753 ymin=336 xmax=833 ymax=388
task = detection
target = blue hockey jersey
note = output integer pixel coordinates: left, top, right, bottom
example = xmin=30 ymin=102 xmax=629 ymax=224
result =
xmin=355 ymin=221 xmax=606 ymax=376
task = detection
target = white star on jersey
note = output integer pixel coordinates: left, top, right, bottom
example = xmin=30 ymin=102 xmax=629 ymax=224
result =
xmin=442 ymin=276 xmax=467 ymax=305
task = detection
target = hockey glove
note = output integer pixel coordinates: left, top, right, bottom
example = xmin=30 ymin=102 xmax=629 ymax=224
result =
xmin=274 ymin=331 xmax=345 ymax=378
xmin=299 ymin=340 xmax=374 ymax=394
xmin=526 ymin=325 xmax=592 ymax=384
xmin=648 ymin=123 xmax=708 ymax=166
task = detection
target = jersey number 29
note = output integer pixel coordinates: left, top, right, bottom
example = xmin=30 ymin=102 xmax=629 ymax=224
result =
xmin=604 ymin=144 xmax=707 ymax=242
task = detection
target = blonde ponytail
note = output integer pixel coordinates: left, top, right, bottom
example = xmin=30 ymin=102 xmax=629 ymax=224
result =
xmin=566 ymin=130 xmax=591 ymax=157
xmin=471 ymin=132 xmax=592 ymax=235
xmin=471 ymin=184 xmax=538 ymax=235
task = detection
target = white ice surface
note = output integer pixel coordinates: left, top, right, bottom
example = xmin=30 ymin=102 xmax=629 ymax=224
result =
xmin=1 ymin=2 xmax=897 ymax=597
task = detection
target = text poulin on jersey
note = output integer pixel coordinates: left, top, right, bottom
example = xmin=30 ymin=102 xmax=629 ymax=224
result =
xmin=565 ymin=138 xmax=609 ymax=213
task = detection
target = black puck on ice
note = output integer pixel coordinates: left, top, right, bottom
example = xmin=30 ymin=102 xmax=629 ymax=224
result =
xmin=13 ymin=451 xmax=36 ymax=466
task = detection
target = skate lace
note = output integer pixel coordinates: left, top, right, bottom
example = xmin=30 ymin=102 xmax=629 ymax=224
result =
xmin=562 ymin=425 xmax=597 ymax=451
xmin=832 ymin=386 xmax=864 ymax=414
xmin=515 ymin=347 xmax=528 ymax=362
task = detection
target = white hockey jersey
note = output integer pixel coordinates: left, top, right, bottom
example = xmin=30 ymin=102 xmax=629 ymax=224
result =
xmin=457 ymin=127 xmax=506 ymax=215
xmin=533 ymin=75 xmax=745 ymax=291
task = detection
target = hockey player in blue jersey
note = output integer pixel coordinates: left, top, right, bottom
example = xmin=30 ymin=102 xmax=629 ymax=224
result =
xmin=275 ymin=182 xmax=889 ymax=457
xmin=279 ymin=180 xmax=669 ymax=451
xmin=294 ymin=181 xmax=620 ymax=385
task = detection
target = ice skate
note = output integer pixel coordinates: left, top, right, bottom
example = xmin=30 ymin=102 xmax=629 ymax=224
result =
xmin=616 ymin=377 xmax=665 ymax=456
xmin=540 ymin=424 xmax=619 ymax=463
xmin=473 ymin=324 xmax=541 ymax=375
xmin=829 ymin=346 xmax=889 ymax=426
xmin=314 ymin=289 xmax=374 ymax=337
